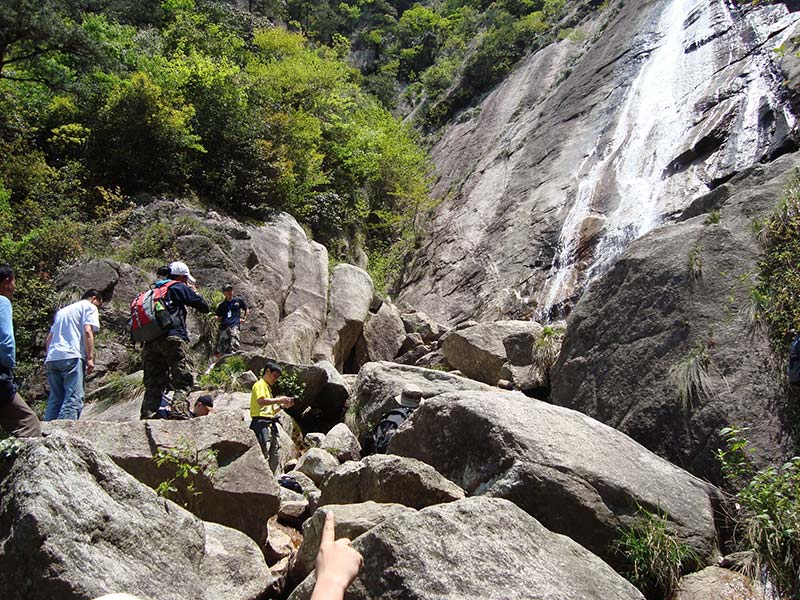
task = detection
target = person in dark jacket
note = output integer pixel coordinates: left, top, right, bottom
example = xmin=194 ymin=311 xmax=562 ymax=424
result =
xmin=140 ymin=261 xmax=210 ymax=420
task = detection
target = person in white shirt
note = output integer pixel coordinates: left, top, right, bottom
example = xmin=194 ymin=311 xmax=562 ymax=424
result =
xmin=43 ymin=289 xmax=103 ymax=420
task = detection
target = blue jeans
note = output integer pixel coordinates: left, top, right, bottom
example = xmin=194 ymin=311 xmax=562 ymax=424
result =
xmin=44 ymin=358 xmax=85 ymax=420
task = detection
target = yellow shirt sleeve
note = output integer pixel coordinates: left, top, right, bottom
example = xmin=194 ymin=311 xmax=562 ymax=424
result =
xmin=250 ymin=379 xmax=277 ymax=418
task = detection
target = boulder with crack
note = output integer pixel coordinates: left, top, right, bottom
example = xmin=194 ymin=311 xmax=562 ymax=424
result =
xmin=288 ymin=497 xmax=645 ymax=600
xmin=43 ymin=411 xmax=281 ymax=548
xmin=319 ymin=454 xmax=465 ymax=509
xmin=389 ymin=390 xmax=720 ymax=572
xmin=0 ymin=434 xmax=272 ymax=600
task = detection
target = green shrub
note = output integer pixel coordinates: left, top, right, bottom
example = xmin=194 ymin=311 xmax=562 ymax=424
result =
xmin=154 ymin=437 xmax=218 ymax=513
xmin=273 ymin=369 xmax=306 ymax=403
xmin=716 ymin=426 xmax=800 ymax=599
xmin=614 ymin=505 xmax=697 ymax=599
xmin=752 ymin=172 xmax=800 ymax=355
xmin=198 ymin=355 xmax=249 ymax=391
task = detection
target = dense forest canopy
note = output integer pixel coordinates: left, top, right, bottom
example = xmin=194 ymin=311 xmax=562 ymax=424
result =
xmin=0 ymin=0 xmax=580 ymax=373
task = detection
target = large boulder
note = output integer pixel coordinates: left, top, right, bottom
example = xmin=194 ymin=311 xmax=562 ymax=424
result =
xmin=43 ymin=411 xmax=280 ymax=548
xmin=290 ymin=502 xmax=415 ymax=584
xmin=313 ymin=264 xmax=374 ymax=371
xmin=551 ymin=156 xmax=800 ymax=482
xmin=0 ymin=434 xmax=272 ymax=600
xmin=389 ymin=390 xmax=719 ymax=571
xmin=441 ymin=320 xmax=544 ymax=386
xmin=355 ymin=301 xmax=407 ymax=366
xmin=319 ymin=454 xmax=465 ymax=509
xmin=401 ymin=311 xmax=446 ymax=343
xmin=320 ymin=423 xmax=361 ymax=463
xmin=201 ymin=522 xmax=275 ymax=600
xmin=288 ymin=497 xmax=645 ymax=600
xmin=348 ymin=361 xmax=493 ymax=437
xmin=295 ymin=447 xmax=340 ymax=487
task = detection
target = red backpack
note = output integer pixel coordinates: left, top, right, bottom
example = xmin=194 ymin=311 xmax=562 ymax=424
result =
xmin=129 ymin=281 xmax=178 ymax=342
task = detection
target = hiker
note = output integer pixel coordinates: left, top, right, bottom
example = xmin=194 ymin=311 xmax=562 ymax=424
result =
xmin=214 ymin=283 xmax=248 ymax=360
xmin=311 ymin=510 xmax=363 ymax=600
xmin=191 ymin=394 xmax=214 ymax=417
xmin=140 ymin=261 xmax=210 ymax=420
xmin=43 ymin=289 xmax=103 ymax=421
xmin=250 ymin=362 xmax=294 ymax=469
xmin=0 ymin=264 xmax=42 ymax=437
xmin=363 ymin=384 xmax=422 ymax=455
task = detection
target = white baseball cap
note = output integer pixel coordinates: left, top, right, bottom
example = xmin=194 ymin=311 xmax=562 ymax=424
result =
xmin=169 ymin=261 xmax=196 ymax=283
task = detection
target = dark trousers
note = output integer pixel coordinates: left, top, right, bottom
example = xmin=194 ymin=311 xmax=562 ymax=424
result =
xmin=0 ymin=393 xmax=42 ymax=438
xmin=250 ymin=417 xmax=279 ymax=471
xmin=141 ymin=336 xmax=194 ymax=419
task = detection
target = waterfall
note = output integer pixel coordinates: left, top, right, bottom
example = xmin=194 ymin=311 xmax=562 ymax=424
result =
xmin=537 ymin=0 xmax=800 ymax=320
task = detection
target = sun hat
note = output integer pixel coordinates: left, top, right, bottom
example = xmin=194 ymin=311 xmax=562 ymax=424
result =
xmin=394 ymin=384 xmax=423 ymax=408
xmin=169 ymin=261 xmax=196 ymax=283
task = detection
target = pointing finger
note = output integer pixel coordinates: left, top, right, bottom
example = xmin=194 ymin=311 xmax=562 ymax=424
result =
xmin=321 ymin=510 xmax=335 ymax=544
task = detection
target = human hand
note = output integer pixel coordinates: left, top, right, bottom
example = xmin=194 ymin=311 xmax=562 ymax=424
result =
xmin=86 ymin=358 xmax=95 ymax=375
xmin=280 ymin=396 xmax=294 ymax=408
xmin=312 ymin=511 xmax=363 ymax=600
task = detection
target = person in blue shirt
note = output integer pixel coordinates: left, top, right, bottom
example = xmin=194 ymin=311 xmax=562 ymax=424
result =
xmin=140 ymin=261 xmax=210 ymax=420
xmin=214 ymin=283 xmax=248 ymax=360
xmin=0 ymin=264 xmax=42 ymax=437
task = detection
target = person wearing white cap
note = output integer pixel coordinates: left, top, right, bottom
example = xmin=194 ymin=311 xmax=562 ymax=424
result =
xmin=139 ymin=261 xmax=209 ymax=420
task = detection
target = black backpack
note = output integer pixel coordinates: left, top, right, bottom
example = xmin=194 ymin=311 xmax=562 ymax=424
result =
xmin=788 ymin=334 xmax=800 ymax=385
xmin=366 ymin=406 xmax=416 ymax=455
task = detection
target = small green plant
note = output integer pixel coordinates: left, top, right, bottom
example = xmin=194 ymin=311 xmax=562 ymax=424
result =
xmin=99 ymin=372 xmax=145 ymax=404
xmin=669 ymin=344 xmax=712 ymax=409
xmin=687 ymin=247 xmax=703 ymax=282
xmin=705 ymin=210 xmax=721 ymax=225
xmin=0 ymin=438 xmax=24 ymax=460
xmin=273 ymin=369 xmax=306 ymax=403
xmin=199 ymin=355 xmax=249 ymax=391
xmin=533 ymin=324 xmax=566 ymax=387
xmin=716 ymin=427 xmax=800 ymax=599
xmin=614 ymin=504 xmax=697 ymax=599
xmin=153 ymin=438 xmax=219 ymax=513
xmin=197 ymin=287 xmax=225 ymax=351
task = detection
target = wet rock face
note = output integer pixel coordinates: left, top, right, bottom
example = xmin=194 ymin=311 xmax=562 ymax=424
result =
xmin=398 ymin=0 xmax=800 ymax=325
xmin=551 ymin=154 xmax=800 ymax=483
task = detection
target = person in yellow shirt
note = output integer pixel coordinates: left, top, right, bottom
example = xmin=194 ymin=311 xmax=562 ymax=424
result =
xmin=250 ymin=362 xmax=294 ymax=468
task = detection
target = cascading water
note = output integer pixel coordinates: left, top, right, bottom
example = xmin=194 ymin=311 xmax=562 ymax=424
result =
xmin=537 ymin=0 xmax=800 ymax=320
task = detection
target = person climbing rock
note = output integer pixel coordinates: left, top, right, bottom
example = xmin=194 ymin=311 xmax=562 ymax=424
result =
xmin=0 ymin=264 xmax=42 ymax=437
xmin=140 ymin=261 xmax=209 ymax=420
xmin=214 ymin=283 xmax=248 ymax=360
xmin=249 ymin=362 xmax=294 ymax=470
xmin=43 ymin=289 xmax=104 ymax=420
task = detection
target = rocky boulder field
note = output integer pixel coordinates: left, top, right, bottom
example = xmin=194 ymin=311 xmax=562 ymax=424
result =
xmin=2 ymin=171 xmax=797 ymax=599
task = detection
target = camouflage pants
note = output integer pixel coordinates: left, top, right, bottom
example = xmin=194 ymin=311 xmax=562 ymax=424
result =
xmin=141 ymin=336 xmax=194 ymax=420
xmin=215 ymin=325 xmax=240 ymax=356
